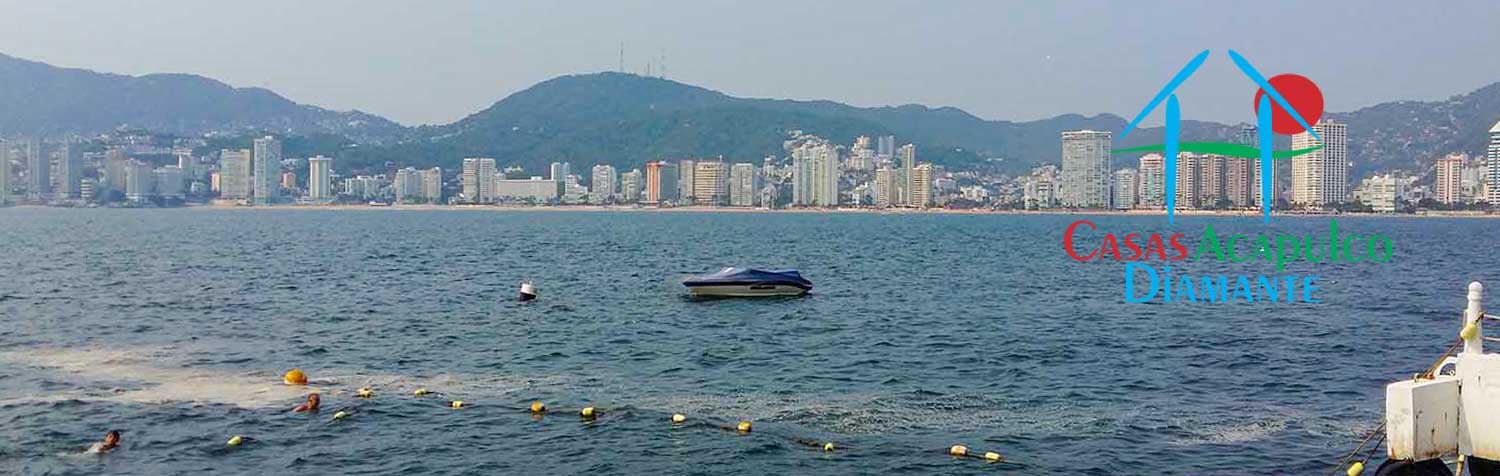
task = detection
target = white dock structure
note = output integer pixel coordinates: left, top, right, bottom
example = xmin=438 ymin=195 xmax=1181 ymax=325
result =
xmin=1383 ymin=282 xmax=1500 ymax=473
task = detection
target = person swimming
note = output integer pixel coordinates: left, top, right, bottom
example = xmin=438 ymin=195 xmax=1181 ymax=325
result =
xmin=87 ymin=430 xmax=120 ymax=454
xmin=291 ymin=393 xmax=320 ymax=412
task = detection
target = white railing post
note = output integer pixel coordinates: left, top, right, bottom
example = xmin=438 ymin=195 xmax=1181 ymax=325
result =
xmin=1466 ymin=282 xmax=1485 ymax=355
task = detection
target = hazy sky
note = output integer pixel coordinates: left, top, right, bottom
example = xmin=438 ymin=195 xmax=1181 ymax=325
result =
xmin=2 ymin=1 xmax=1497 ymax=126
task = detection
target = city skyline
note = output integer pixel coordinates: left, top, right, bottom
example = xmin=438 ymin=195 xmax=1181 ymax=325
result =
xmin=2 ymin=2 xmax=1497 ymax=127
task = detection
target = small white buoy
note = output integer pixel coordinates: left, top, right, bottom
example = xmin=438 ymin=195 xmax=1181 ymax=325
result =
xmin=519 ymin=282 xmax=538 ymax=302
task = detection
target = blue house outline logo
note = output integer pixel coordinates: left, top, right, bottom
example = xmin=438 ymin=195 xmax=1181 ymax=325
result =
xmin=1116 ymin=49 xmax=1323 ymax=224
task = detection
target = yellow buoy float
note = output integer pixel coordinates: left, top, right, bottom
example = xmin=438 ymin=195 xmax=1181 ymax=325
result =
xmin=1347 ymin=461 xmax=1365 ymax=476
xmin=1462 ymin=322 xmax=1480 ymax=340
xmin=227 ymin=435 xmax=244 ymax=446
xmin=823 ymin=442 xmax=835 ymax=452
xmin=357 ymin=387 xmax=374 ymax=398
xmin=450 ymin=400 xmax=464 ymax=409
xmin=580 ymin=406 xmax=596 ymax=419
xmin=949 ymin=445 xmax=968 ymax=457
xmin=671 ymin=413 xmax=686 ymax=424
xmin=984 ymin=451 xmax=1003 ymax=462
xmin=736 ymin=420 xmax=752 ymax=433
xmin=283 ymin=369 xmax=308 ymax=385
xmin=333 ymin=411 xmax=349 ymax=420
xmin=530 ymin=401 xmax=547 ymax=413
xmin=413 ymin=388 xmax=429 ymax=397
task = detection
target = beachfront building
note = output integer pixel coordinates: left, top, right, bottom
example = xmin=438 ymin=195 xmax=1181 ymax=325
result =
xmin=493 ymin=177 xmax=559 ymax=203
xmin=219 ymin=149 xmax=252 ymax=200
xmin=1136 ymin=154 xmax=1165 ymax=207
xmin=910 ymin=163 xmax=933 ymax=208
xmin=874 ymin=166 xmax=899 ymax=208
xmin=792 ymin=142 xmax=839 ymax=207
xmin=421 ymin=168 xmax=442 ymax=203
xmin=1353 ymin=174 xmax=1406 ymax=212
xmin=692 ymin=161 xmax=729 ymax=206
xmin=252 ymin=136 xmax=282 ymax=205
xmin=1060 ymin=130 xmax=1111 ymax=208
xmin=1112 ymin=168 xmax=1137 ymax=210
xmin=461 ymin=158 xmax=496 ymax=203
xmin=591 ymin=164 xmax=617 ymax=203
xmin=1487 ymin=119 xmax=1500 ymax=207
xmin=645 ymin=161 xmax=679 ymax=205
xmin=728 ymin=163 xmax=757 ymax=207
xmin=898 ymin=143 xmax=917 ymax=205
xmin=620 ymin=169 xmax=642 ymax=203
xmin=1291 ymin=121 xmax=1349 ymax=206
xmin=56 ymin=141 xmax=81 ymax=199
xmin=308 ymin=156 xmax=333 ymax=201
xmin=1436 ymin=153 xmax=1466 ymax=205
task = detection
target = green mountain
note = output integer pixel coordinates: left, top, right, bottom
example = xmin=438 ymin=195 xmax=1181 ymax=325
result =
xmin=337 ymin=72 xmax=1250 ymax=175
xmin=0 ymin=53 xmax=404 ymax=144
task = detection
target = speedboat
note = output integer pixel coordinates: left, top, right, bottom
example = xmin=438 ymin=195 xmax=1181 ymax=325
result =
xmin=682 ymin=268 xmax=813 ymax=297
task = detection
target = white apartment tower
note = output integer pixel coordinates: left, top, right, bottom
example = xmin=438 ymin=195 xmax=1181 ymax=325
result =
xmin=219 ymin=149 xmax=253 ymax=200
xmin=728 ymin=163 xmax=757 ymax=207
xmin=1060 ymin=130 xmax=1112 ymax=208
xmin=307 ymin=156 xmax=333 ymax=201
xmin=591 ymin=164 xmax=617 ymax=201
xmin=1435 ymin=154 xmax=1466 ymax=205
xmin=252 ymin=136 xmax=282 ymax=205
xmin=1291 ymin=121 xmax=1348 ymax=206
xmin=1112 ymin=168 xmax=1138 ymax=210
xmin=1488 ymin=119 xmax=1500 ymax=207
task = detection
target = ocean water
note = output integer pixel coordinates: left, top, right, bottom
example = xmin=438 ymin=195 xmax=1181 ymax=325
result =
xmin=0 ymin=208 xmax=1495 ymax=475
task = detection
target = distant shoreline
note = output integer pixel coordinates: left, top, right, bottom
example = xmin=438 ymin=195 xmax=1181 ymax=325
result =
xmin=8 ymin=203 xmax=1486 ymax=218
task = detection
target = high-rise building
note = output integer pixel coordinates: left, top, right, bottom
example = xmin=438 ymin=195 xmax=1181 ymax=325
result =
xmin=1060 ymin=130 xmax=1112 ymax=208
xmin=620 ymin=169 xmax=642 ymax=203
xmin=1224 ymin=156 xmax=1253 ymax=208
xmin=793 ymin=142 xmax=839 ymax=207
xmin=549 ymin=162 xmax=571 ymax=182
xmin=422 ymin=167 xmax=442 ymax=203
xmin=154 ymin=166 xmax=185 ymax=199
xmin=910 ymin=163 xmax=933 ymax=207
xmin=56 ymin=141 xmax=81 ymax=199
xmin=1291 ymin=121 xmax=1349 ymax=206
xmin=876 ymin=135 xmax=896 ymax=160
xmin=493 ymin=177 xmax=560 ymax=202
xmin=125 ymin=160 xmax=154 ymax=203
xmin=252 ymin=136 xmax=282 ymax=205
xmin=104 ymin=149 xmax=129 ymax=195
xmin=1436 ymin=153 xmax=1466 ymax=205
xmin=645 ymin=161 xmax=679 ymax=205
xmin=1487 ymin=119 xmax=1500 ymax=207
xmin=307 ymin=156 xmax=333 ymax=201
xmin=394 ymin=168 xmax=423 ymax=202
xmin=0 ymin=143 xmax=11 ymax=205
xmin=677 ymin=159 xmax=696 ymax=203
xmin=898 ymin=144 xmax=916 ymax=205
xmin=1175 ymin=153 xmax=1203 ymax=209
xmin=219 ymin=149 xmax=253 ymax=200
xmin=1112 ymin=168 xmax=1138 ymax=210
xmin=1199 ymin=154 xmax=1226 ymax=208
xmin=461 ymin=158 xmax=496 ymax=202
xmin=591 ymin=164 xmax=617 ymax=202
xmin=729 ymin=163 xmax=757 ymax=207
xmin=1136 ymin=154 xmax=1165 ymax=207
xmin=25 ymin=138 xmax=48 ymax=201
xmin=692 ymin=161 xmax=729 ymax=205
xmin=874 ymin=166 xmax=899 ymax=208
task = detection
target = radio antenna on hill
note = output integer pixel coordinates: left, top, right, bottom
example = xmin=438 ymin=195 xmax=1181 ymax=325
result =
xmin=660 ymin=49 xmax=667 ymax=78
xmin=618 ymin=42 xmax=625 ymax=72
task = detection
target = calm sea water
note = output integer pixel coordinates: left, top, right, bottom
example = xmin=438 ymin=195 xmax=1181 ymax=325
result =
xmin=1 ymin=208 xmax=1496 ymax=475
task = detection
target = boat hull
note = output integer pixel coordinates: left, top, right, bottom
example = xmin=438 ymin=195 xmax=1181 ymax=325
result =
xmin=686 ymin=284 xmax=810 ymax=297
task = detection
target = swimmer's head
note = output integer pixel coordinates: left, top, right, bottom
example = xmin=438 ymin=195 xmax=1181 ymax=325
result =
xmin=103 ymin=430 xmax=120 ymax=446
xmin=307 ymin=393 xmax=320 ymax=407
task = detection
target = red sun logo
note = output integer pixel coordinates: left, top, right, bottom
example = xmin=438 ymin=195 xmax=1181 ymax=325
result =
xmin=1252 ymin=74 xmax=1323 ymax=135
